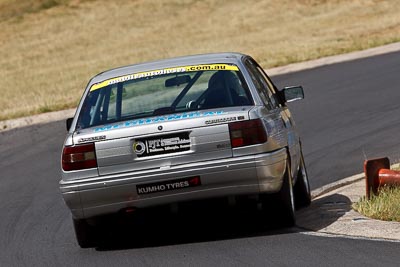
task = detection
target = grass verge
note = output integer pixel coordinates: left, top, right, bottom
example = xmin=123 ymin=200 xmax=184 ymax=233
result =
xmin=1 ymin=0 xmax=400 ymax=121
xmin=353 ymin=186 xmax=400 ymax=222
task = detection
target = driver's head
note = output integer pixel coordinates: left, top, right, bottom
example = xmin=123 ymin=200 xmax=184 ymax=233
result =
xmin=208 ymin=71 xmax=241 ymax=93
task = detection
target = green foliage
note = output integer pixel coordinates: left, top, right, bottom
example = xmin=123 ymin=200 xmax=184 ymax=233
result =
xmin=353 ymin=186 xmax=400 ymax=222
xmin=38 ymin=104 xmax=52 ymax=113
xmin=39 ymin=0 xmax=60 ymax=10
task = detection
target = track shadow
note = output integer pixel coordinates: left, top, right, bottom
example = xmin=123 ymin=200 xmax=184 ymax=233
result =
xmin=296 ymin=193 xmax=353 ymax=232
xmin=94 ymin=199 xmax=297 ymax=251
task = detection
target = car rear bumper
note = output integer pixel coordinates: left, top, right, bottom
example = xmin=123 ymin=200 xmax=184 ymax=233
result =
xmin=60 ymin=148 xmax=287 ymax=219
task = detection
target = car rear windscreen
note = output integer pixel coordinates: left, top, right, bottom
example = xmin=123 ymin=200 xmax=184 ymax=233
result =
xmin=76 ymin=64 xmax=252 ymax=130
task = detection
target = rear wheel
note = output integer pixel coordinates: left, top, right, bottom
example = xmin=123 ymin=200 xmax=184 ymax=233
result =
xmin=72 ymin=218 xmax=99 ymax=248
xmin=294 ymin=152 xmax=311 ymax=209
xmin=261 ymin=163 xmax=295 ymax=227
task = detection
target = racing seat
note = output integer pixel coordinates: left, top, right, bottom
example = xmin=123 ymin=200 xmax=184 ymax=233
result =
xmin=202 ymin=71 xmax=250 ymax=109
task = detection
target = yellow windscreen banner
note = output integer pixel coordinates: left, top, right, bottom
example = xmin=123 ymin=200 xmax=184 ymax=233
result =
xmin=90 ymin=64 xmax=239 ymax=91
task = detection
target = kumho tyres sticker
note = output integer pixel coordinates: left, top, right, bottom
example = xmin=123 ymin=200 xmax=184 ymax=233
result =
xmin=137 ymin=176 xmax=201 ymax=195
xmin=90 ymin=64 xmax=239 ymax=91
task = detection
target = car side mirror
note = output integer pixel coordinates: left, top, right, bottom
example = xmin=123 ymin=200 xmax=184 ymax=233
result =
xmin=66 ymin=118 xmax=73 ymax=131
xmin=282 ymin=86 xmax=304 ymax=103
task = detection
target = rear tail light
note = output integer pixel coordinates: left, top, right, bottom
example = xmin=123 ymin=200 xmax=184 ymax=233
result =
xmin=229 ymin=119 xmax=268 ymax=148
xmin=62 ymin=143 xmax=97 ymax=171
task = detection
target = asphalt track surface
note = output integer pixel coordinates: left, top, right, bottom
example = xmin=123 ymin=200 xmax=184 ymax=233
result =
xmin=1 ymin=52 xmax=400 ymax=266
xmin=274 ymin=50 xmax=400 ymax=190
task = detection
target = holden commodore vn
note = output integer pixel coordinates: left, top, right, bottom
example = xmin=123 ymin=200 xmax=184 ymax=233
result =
xmin=60 ymin=52 xmax=311 ymax=247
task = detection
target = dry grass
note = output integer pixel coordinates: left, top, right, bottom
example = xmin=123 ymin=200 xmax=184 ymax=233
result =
xmin=1 ymin=0 xmax=400 ymax=120
xmin=353 ymin=186 xmax=400 ymax=222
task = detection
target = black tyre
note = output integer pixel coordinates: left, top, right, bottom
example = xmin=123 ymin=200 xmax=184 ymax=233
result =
xmin=294 ymin=152 xmax=311 ymax=209
xmin=72 ymin=218 xmax=98 ymax=248
xmin=261 ymin=163 xmax=295 ymax=227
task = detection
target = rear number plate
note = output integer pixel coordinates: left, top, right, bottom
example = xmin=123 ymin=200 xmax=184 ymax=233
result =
xmin=137 ymin=176 xmax=201 ymax=195
xmin=133 ymin=132 xmax=190 ymax=157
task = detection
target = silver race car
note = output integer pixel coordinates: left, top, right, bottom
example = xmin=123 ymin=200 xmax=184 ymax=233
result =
xmin=60 ymin=53 xmax=311 ymax=247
